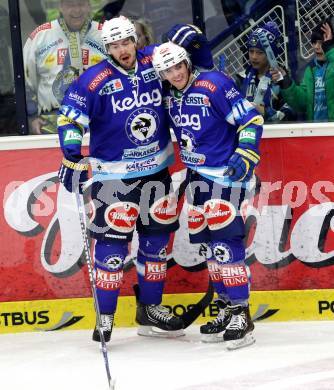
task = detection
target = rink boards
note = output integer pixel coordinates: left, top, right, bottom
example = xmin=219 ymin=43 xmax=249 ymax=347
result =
xmin=2 ymin=124 xmax=334 ymax=334
xmin=1 ymin=289 xmax=334 ymax=334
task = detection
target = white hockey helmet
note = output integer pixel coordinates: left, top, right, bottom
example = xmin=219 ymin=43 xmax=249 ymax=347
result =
xmin=152 ymin=41 xmax=191 ymax=79
xmin=101 ymin=15 xmax=137 ymax=51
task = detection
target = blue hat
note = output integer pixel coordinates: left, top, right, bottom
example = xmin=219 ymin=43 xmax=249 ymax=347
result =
xmin=247 ymin=21 xmax=280 ymax=56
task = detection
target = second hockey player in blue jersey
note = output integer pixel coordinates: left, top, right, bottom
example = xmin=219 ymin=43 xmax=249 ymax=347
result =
xmin=152 ymin=41 xmax=263 ymax=349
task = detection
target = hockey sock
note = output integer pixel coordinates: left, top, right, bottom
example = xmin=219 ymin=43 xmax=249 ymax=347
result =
xmin=94 ymin=240 xmax=128 ymax=313
xmin=136 ymin=232 xmax=170 ymax=304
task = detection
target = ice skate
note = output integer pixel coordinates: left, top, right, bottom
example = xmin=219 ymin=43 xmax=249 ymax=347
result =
xmin=92 ymin=313 xmax=114 ymax=343
xmin=136 ymin=302 xmax=185 ymax=338
xmin=224 ymin=305 xmax=255 ymax=350
xmin=200 ymin=299 xmax=232 ymax=343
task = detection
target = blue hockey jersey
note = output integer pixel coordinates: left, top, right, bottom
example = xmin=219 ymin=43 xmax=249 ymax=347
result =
xmin=164 ymin=70 xmax=263 ymax=185
xmin=58 ymin=45 xmax=174 ymax=180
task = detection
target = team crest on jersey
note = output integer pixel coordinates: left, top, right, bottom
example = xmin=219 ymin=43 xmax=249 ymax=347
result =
xmin=188 ymin=205 xmax=207 ymax=234
xmin=150 ymin=194 xmax=178 ymax=224
xmin=104 ymin=202 xmax=139 ymax=233
xmin=126 ymin=108 xmax=159 ymax=145
xmin=180 ymin=129 xmax=196 ymax=151
xmin=204 ymin=199 xmax=236 ymax=230
xmin=102 ymin=255 xmax=123 ymax=270
xmin=212 ymin=243 xmax=233 ymax=264
xmin=99 ymin=78 xmax=123 ymax=95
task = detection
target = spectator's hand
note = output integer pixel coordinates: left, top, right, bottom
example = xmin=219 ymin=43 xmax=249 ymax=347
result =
xmin=270 ymin=67 xmax=286 ymax=82
xmin=30 ymin=117 xmax=47 ymax=135
xmin=321 ymin=22 xmax=333 ymax=42
xmin=58 ymin=156 xmax=89 ymax=194
xmin=226 ymin=147 xmax=260 ymax=182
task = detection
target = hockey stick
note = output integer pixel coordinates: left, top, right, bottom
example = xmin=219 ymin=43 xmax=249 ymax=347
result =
xmin=75 ymin=190 xmax=115 ymax=390
xmin=181 ymin=279 xmax=214 ymax=329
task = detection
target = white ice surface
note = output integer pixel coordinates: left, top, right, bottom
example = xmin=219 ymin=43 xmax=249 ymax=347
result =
xmin=1 ymin=321 xmax=334 ymax=390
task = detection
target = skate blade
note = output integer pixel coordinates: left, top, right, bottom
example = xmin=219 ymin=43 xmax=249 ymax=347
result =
xmin=201 ymin=332 xmax=225 ymax=343
xmin=226 ymin=333 xmax=255 ymax=350
xmin=137 ymin=325 xmax=185 ymax=338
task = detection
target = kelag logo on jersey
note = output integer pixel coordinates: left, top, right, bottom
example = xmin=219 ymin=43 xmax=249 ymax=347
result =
xmin=126 ymin=108 xmax=159 ymax=145
xmin=141 ymin=68 xmax=158 ymax=83
xmin=111 ymin=88 xmax=162 ymax=113
xmin=185 ymin=93 xmax=210 ymax=106
xmin=172 ymin=113 xmax=201 ymax=131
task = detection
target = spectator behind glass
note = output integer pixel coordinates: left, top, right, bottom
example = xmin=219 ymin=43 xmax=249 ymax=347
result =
xmin=23 ymin=0 xmax=107 ymax=135
xmin=235 ymin=21 xmax=295 ymax=123
xmin=0 ymin=3 xmax=17 ymax=135
xmin=133 ymin=18 xmax=154 ymax=49
xmin=274 ymin=20 xmax=334 ymax=122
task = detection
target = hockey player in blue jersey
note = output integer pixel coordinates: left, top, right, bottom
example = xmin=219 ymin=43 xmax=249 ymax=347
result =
xmin=152 ymin=41 xmax=263 ymax=349
xmin=57 ymin=16 xmax=214 ymax=343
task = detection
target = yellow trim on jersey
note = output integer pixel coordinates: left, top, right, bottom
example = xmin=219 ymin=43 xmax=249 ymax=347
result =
xmin=58 ymin=115 xmax=84 ymax=133
xmin=237 ymin=115 xmax=264 ymax=132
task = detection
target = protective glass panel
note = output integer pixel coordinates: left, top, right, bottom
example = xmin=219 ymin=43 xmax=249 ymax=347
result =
xmin=0 ymin=0 xmax=18 ymax=136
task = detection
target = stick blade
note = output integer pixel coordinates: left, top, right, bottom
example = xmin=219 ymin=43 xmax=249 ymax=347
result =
xmin=180 ymin=280 xmax=214 ymax=329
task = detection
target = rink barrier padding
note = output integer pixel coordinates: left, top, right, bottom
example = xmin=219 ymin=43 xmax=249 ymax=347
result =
xmin=1 ymin=289 xmax=334 ymax=334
